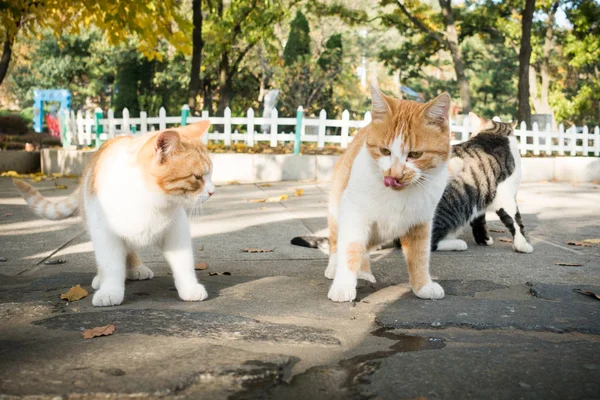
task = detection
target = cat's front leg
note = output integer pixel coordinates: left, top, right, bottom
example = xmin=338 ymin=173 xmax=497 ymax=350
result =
xmin=162 ymin=208 xmax=208 ymax=302
xmin=401 ymin=222 xmax=444 ymax=300
xmin=328 ymin=210 xmax=369 ymax=302
xmin=88 ymin=217 xmax=127 ymax=307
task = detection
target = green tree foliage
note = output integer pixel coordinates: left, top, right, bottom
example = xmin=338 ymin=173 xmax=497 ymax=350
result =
xmin=284 ymin=11 xmax=311 ymax=66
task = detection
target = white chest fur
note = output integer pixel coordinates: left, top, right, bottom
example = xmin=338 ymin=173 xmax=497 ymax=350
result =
xmin=340 ymin=146 xmax=447 ymax=244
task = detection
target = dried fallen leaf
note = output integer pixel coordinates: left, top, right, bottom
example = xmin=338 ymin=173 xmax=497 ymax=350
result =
xmin=4 ymin=213 xmax=13 ymax=217
xmin=498 ymin=237 xmax=513 ymax=243
xmin=223 ymin=272 xmax=231 ymax=276
xmin=208 ymin=272 xmax=219 ymax=276
xmin=248 ymin=195 xmax=288 ymax=203
xmin=54 ymin=183 xmax=68 ymax=190
xmin=195 ymin=262 xmax=208 ymax=270
xmin=199 ymin=245 xmax=205 ymax=251
xmin=82 ymin=323 xmax=116 ymax=339
xmin=592 ymin=180 xmax=599 ymax=185
xmin=489 ymin=229 xmax=505 ymax=233
xmin=583 ymin=238 xmax=600 ymax=245
xmin=565 ymin=241 xmax=592 ymax=247
xmin=227 ymin=180 xmax=240 ymax=185
xmin=555 ymin=262 xmax=583 ymax=267
xmin=60 ymin=285 xmax=88 ymax=302
xmin=295 ymin=189 xmax=304 ymax=196
xmin=573 ymin=289 xmax=600 ymax=301
xmin=258 ymin=183 xmax=272 ymax=187
xmin=258 ymin=207 xmax=268 ymax=211
xmin=243 ymin=248 xmax=274 ymax=253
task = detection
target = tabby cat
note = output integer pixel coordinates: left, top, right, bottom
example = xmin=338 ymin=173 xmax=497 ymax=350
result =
xmin=14 ymin=122 xmax=215 ymax=306
xmin=323 ymin=85 xmax=452 ymax=302
xmin=292 ymin=113 xmax=533 ymax=260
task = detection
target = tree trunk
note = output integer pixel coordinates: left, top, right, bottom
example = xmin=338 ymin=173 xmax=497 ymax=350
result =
xmin=187 ymin=0 xmax=204 ymax=111
xmin=540 ymin=1 xmax=559 ymax=114
xmin=439 ymin=0 xmax=471 ymax=114
xmin=217 ymin=52 xmax=231 ymax=115
xmin=517 ymin=0 xmax=536 ymax=127
xmin=0 ymin=34 xmax=14 ymax=87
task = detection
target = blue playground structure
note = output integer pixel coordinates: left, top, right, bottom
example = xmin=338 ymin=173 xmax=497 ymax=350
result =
xmin=33 ymin=89 xmax=71 ymax=133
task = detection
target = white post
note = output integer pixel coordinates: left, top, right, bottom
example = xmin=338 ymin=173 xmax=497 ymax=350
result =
xmin=76 ymin=110 xmax=84 ymax=145
xmin=341 ymin=109 xmax=350 ymax=149
xmin=532 ymin=122 xmax=540 ymax=156
xmin=246 ymin=108 xmax=255 ymax=147
xmin=558 ymin=124 xmax=565 ymax=156
xmin=85 ymin=109 xmax=93 ymax=145
xmin=594 ymin=126 xmax=600 ymax=157
xmin=364 ymin=111 xmax=372 ymax=126
xmin=519 ymin=121 xmax=527 ymax=156
xmin=582 ymin=125 xmax=589 ymax=156
xmin=159 ymin=107 xmax=167 ymax=130
xmin=107 ymin=108 xmax=115 ymax=138
xmin=140 ymin=111 xmax=148 ymax=133
xmin=122 ymin=107 xmax=130 ymax=135
xmin=317 ymin=109 xmax=326 ymax=148
xmin=224 ymin=107 xmax=232 ymax=146
xmin=270 ymin=108 xmax=278 ymax=147
xmin=201 ymin=110 xmax=210 ymax=145
xmin=570 ymin=126 xmax=577 ymax=156
xmin=545 ymin=123 xmax=552 ymax=156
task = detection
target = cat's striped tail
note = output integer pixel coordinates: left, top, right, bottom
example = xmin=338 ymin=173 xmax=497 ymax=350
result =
xmin=291 ymin=236 xmax=329 ymax=250
xmin=13 ymin=179 xmax=79 ymax=220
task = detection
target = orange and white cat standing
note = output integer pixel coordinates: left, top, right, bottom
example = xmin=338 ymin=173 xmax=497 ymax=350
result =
xmin=13 ymin=122 xmax=215 ymax=307
xmin=326 ymin=86 xmax=452 ymax=302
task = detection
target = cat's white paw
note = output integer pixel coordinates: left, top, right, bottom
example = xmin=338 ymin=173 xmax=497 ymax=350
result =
xmin=436 ymin=239 xmax=468 ymax=251
xmin=328 ymin=282 xmax=357 ymax=302
xmin=324 ymin=255 xmax=336 ymax=280
xmin=178 ymin=283 xmax=208 ymax=302
xmin=126 ymin=264 xmax=154 ymax=280
xmin=91 ymin=275 xmax=101 ymax=290
xmin=358 ymin=270 xmax=376 ymax=283
xmin=414 ymin=282 xmax=445 ymax=300
xmin=92 ymin=287 xmax=125 ymax=307
xmin=485 ymin=237 xmax=494 ymax=246
xmin=513 ymin=237 xmax=533 ymax=253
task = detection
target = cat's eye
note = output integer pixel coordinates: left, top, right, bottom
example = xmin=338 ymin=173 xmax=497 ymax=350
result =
xmin=380 ymin=148 xmax=391 ymax=156
xmin=408 ymin=151 xmax=423 ymax=159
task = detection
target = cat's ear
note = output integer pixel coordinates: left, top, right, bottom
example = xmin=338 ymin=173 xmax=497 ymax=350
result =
xmin=154 ymin=130 xmax=181 ymax=161
xmin=468 ymin=112 xmax=482 ymax=134
xmin=370 ymin=84 xmax=391 ymax=123
xmin=177 ymin=120 xmax=210 ymax=139
xmin=422 ymin=92 xmax=451 ymax=127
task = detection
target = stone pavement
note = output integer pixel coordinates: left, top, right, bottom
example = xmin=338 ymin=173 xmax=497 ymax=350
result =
xmin=0 ymin=177 xmax=599 ymax=399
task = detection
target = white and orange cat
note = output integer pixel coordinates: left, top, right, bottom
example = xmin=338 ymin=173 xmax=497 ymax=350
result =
xmin=326 ymin=86 xmax=452 ymax=302
xmin=13 ymin=122 xmax=215 ymax=307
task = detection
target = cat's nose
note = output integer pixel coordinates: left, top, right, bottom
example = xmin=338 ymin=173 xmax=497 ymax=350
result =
xmin=208 ymin=191 xmax=214 ymax=197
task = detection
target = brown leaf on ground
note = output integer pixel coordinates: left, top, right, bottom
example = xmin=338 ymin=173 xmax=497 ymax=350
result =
xmin=60 ymin=285 xmax=88 ymax=302
xmin=258 ymin=207 xmax=268 ymax=210
xmin=227 ymin=180 xmax=240 ymax=185
xmin=82 ymin=324 xmax=116 ymax=339
xmin=555 ymin=262 xmax=583 ymax=266
xmin=248 ymin=195 xmax=288 ymax=203
xmin=54 ymin=183 xmax=68 ymax=190
xmin=565 ymin=241 xmax=592 ymax=247
xmin=295 ymin=189 xmax=304 ymax=196
xmin=258 ymin=183 xmax=272 ymax=187
xmin=498 ymin=237 xmax=513 ymax=243
xmin=573 ymin=289 xmax=600 ymax=300
xmin=243 ymin=248 xmax=274 ymax=253
xmin=195 ymin=262 xmax=208 ymax=270
xmin=583 ymin=238 xmax=600 ymax=245
xmin=199 ymin=245 xmax=205 ymax=251
xmin=592 ymin=180 xmax=599 ymax=185
xmin=489 ymin=229 xmax=505 ymax=233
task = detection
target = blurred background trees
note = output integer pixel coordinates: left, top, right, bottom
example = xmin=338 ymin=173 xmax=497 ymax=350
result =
xmin=1 ymin=0 xmax=599 ymax=126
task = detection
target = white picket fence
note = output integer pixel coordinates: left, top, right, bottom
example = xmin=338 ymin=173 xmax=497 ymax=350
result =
xmin=61 ymin=105 xmax=600 ymax=156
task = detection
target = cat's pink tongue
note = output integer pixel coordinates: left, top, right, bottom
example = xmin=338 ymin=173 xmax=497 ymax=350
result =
xmin=384 ymin=176 xmax=406 ymax=188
